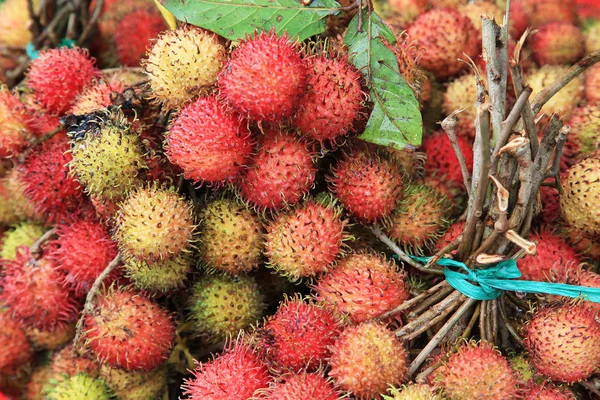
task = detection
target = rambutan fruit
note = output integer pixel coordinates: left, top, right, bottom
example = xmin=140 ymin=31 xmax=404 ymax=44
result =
xmin=219 ymin=29 xmax=307 ymax=123
xmin=46 ymin=220 xmax=119 ymax=296
xmin=529 ymin=22 xmax=585 ymax=66
xmin=68 ymin=108 xmax=147 ymax=201
xmin=434 ymin=220 xmax=465 ymax=253
xmin=387 ymin=0 xmax=428 ymax=27
xmin=265 ymin=197 xmax=348 ymax=281
xmin=385 ymin=183 xmax=451 ymax=254
xmin=45 ymin=373 xmax=112 ymax=400
xmin=458 ymin=1 xmax=504 ymax=35
xmin=291 ymin=53 xmax=364 ymax=144
xmin=422 ymin=131 xmax=474 ymax=187
xmin=190 ymin=275 xmax=266 ymax=342
xmin=114 ymin=184 xmax=195 ymax=262
xmin=25 ymin=323 xmax=75 ymax=351
xmin=21 ymin=135 xmax=95 ymax=224
xmin=0 ymin=309 xmax=33 ymax=375
xmin=566 ymin=105 xmax=600 ymax=157
xmin=432 ymin=341 xmax=519 ymax=400
xmin=257 ymin=372 xmax=341 ymax=400
xmin=165 ymin=95 xmax=254 ymax=186
xmin=0 ymin=177 xmax=17 ymax=226
xmin=84 ymin=289 xmax=175 ymax=371
xmin=560 ymin=156 xmax=600 ymax=237
xmin=26 ymin=363 xmax=53 ymax=400
xmin=329 ymin=322 xmax=408 ymax=399
xmin=122 ymin=253 xmax=191 ymax=292
xmin=26 ymin=47 xmax=99 ymax=114
xmin=526 ymin=65 xmax=584 ymax=120
xmin=327 ymin=142 xmax=403 ymax=223
xmin=0 ymin=0 xmax=34 ymax=47
xmin=384 ymin=146 xmax=427 ymax=182
xmin=429 ymin=0 xmax=466 ymax=7
xmin=49 ymin=345 xmax=100 ymax=383
xmin=198 ymin=197 xmax=263 ymax=276
xmin=576 ymin=269 xmax=600 ymax=312
xmin=313 ymin=252 xmax=409 ymax=323
xmin=585 ymin=21 xmax=600 ymax=55
xmin=561 ymin=225 xmax=600 ymax=260
xmin=442 ymin=73 xmax=478 ymax=138
xmin=512 ymin=0 xmax=577 ymax=30
xmin=383 ymin=384 xmax=442 ymax=400
xmin=113 ymin=8 xmax=166 ymax=67
xmin=0 ymin=87 xmax=32 ymax=158
xmin=523 ymin=381 xmax=576 ymax=400
xmin=182 ymin=340 xmax=271 ymax=400
xmin=508 ymin=353 xmax=537 ymax=383
xmin=517 ymin=228 xmax=581 ymax=282
xmin=144 ymin=25 xmax=226 ymax=108
xmin=585 ymin=64 xmax=600 ymax=105
xmin=98 ymin=364 xmax=168 ymax=400
xmin=237 ymin=127 xmax=316 ymax=211
xmin=1 ymin=248 xmax=80 ymax=330
xmin=258 ymin=297 xmax=341 ymax=372
xmin=538 ymin=185 xmax=561 ymax=225
xmin=0 ymin=222 xmax=45 ymax=260
xmin=406 ymin=8 xmax=479 ymax=80
xmin=69 ymin=79 xmax=125 ymax=115
xmin=2 ymin=168 xmax=42 ymax=222
xmin=524 ymin=302 xmax=600 ymax=383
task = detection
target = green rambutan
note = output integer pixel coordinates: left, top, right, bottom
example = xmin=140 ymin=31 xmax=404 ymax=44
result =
xmin=523 ymin=302 xmax=600 ymax=383
xmin=114 ymin=184 xmax=195 ymax=262
xmin=0 ymin=178 xmax=17 ymax=226
xmin=314 ymin=252 xmax=409 ymax=323
xmin=144 ymin=25 xmax=226 ymax=108
xmin=197 ymin=197 xmax=264 ymax=276
xmin=265 ymin=197 xmax=348 ymax=281
xmin=586 ymin=61 xmax=600 ymax=105
xmin=45 ymin=373 xmax=112 ymax=400
xmin=329 ymin=322 xmax=408 ymax=399
xmin=442 ymin=73 xmax=478 ymax=138
xmin=526 ymin=65 xmax=584 ymax=120
xmin=190 ymin=275 xmax=266 ymax=342
xmin=3 ymin=167 xmax=44 ymax=223
xmin=566 ymin=105 xmax=600 ymax=157
xmin=122 ymin=253 xmax=191 ymax=292
xmin=383 ymin=384 xmax=442 ymax=400
xmin=218 ymin=29 xmax=307 ymax=123
xmin=165 ymin=95 xmax=254 ymax=186
xmin=0 ymin=222 xmax=45 ymax=260
xmin=560 ymin=156 xmax=600 ymax=238
xmin=84 ymin=289 xmax=175 ymax=371
xmin=98 ymin=364 xmax=168 ymax=400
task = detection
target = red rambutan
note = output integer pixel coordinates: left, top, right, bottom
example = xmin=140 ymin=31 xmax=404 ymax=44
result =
xmin=0 ymin=310 xmax=33 ymax=375
xmin=237 ymin=127 xmax=316 ymax=210
xmin=258 ymin=372 xmax=341 ymax=400
xmin=422 ymin=131 xmax=474 ymax=187
xmin=69 ymin=79 xmax=125 ymax=115
xmin=327 ymin=142 xmax=404 ymax=223
xmin=258 ymin=297 xmax=342 ymax=372
xmin=291 ymin=54 xmax=364 ymax=144
xmin=529 ymin=22 xmax=585 ymax=66
xmin=585 ymin=64 xmax=600 ymax=105
xmin=182 ymin=340 xmax=271 ymax=400
xmin=1 ymin=247 xmax=80 ymax=331
xmin=314 ymin=252 xmax=409 ymax=323
xmin=166 ymin=95 xmax=254 ymax=186
xmin=114 ymin=8 xmax=167 ymax=67
xmin=47 ymin=220 xmax=120 ymax=297
xmin=218 ymin=30 xmax=307 ymax=123
xmin=0 ymin=88 xmax=31 ymax=158
xmin=26 ymin=47 xmax=100 ymax=114
xmin=84 ymin=289 xmax=175 ymax=371
xmin=523 ymin=381 xmax=576 ymax=400
xmin=434 ymin=220 xmax=465 ymax=253
xmin=50 ymin=345 xmax=100 ymax=382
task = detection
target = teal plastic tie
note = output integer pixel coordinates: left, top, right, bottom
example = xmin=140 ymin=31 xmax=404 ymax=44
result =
xmin=408 ymin=255 xmax=600 ymax=302
xmin=26 ymin=38 xmax=77 ymax=60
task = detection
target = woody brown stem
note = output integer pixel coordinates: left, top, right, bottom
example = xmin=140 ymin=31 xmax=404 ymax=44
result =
xmin=396 ymin=290 xmax=464 ymax=338
xmin=375 ymin=281 xmax=450 ymax=321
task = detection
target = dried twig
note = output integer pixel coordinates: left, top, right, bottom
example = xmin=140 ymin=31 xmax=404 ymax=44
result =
xmin=441 ymin=113 xmax=472 ymax=195
xmin=375 ymin=281 xmax=450 ymax=321
xmin=30 ymin=228 xmax=56 ymax=257
xmin=396 ymin=291 xmax=464 ymax=338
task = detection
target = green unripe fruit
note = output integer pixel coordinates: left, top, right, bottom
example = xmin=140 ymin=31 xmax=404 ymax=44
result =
xmin=198 ymin=198 xmax=263 ymax=276
xmin=69 ymin=109 xmax=147 ymax=201
xmin=45 ymin=373 xmax=112 ymax=400
xmin=190 ymin=274 xmax=266 ymax=342
xmin=99 ymin=364 xmax=168 ymax=400
xmin=114 ymin=184 xmax=195 ymax=262
xmin=1 ymin=222 xmax=45 ymax=260
xmin=123 ymin=253 xmax=192 ymax=292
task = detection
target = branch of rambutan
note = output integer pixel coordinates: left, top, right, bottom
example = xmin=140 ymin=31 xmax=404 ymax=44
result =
xmin=78 ymin=0 xmax=104 ymax=46
xmin=579 ymin=379 xmax=600 ymax=397
xmin=30 ymin=227 xmax=56 ymax=257
xmin=34 ymin=4 xmax=75 ymax=48
xmin=407 ymin=284 xmax=458 ymax=319
xmin=440 ymin=113 xmax=471 ymax=195
xmin=73 ymin=254 xmax=122 ymax=348
xmin=531 ymin=50 xmax=600 ymax=116
xmin=399 ymin=296 xmax=466 ymax=342
xmin=409 ymin=297 xmax=477 ymax=376
xmin=498 ymin=294 xmax=523 ymax=345
xmin=425 ymin=238 xmax=461 ymax=269
xmin=27 ymin=0 xmax=42 ymax=39
xmin=375 ymin=281 xmax=451 ymax=322
xmin=544 ymin=126 xmax=570 ymax=181
xmin=369 ymin=226 xmax=443 ymax=274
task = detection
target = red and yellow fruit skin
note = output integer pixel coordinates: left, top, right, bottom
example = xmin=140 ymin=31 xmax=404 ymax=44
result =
xmin=0 ymin=310 xmax=33 ymax=375
xmin=422 ymin=131 xmax=474 ymax=188
xmin=258 ymin=297 xmax=341 ymax=372
xmin=114 ymin=8 xmax=166 ymax=67
xmin=511 ymin=0 xmax=577 ymax=34
xmin=433 ymin=341 xmax=519 ymax=400
xmin=524 ymin=303 xmax=600 ymax=383
xmin=523 ymin=381 xmax=576 ymax=400
xmin=576 ymin=270 xmax=600 ymax=313
xmin=314 ymin=252 xmax=409 ymax=324
xmin=585 ymin=64 xmax=600 ymax=105
xmin=256 ymin=372 xmax=341 ymax=400
xmin=1 ymin=248 xmax=80 ymax=331
xmin=99 ymin=363 xmax=168 ymax=400
xmin=84 ymin=289 xmax=175 ymax=371
xmin=517 ymin=228 xmax=581 ymax=283
xmin=166 ymin=95 xmax=254 ymax=186
xmin=560 ymin=156 xmax=600 ymax=238
xmin=26 ymin=47 xmax=100 ymax=115
xmin=291 ymin=54 xmax=365 ymax=144
xmin=237 ymin=127 xmax=316 ymax=211
xmin=47 ymin=220 xmax=120 ymax=297
xmin=406 ymin=8 xmax=479 ymax=80
xmin=265 ymin=198 xmax=347 ymax=280
xmin=218 ymin=29 xmax=307 ymax=123
xmin=0 ymin=87 xmax=32 ymax=158
xmin=328 ymin=142 xmax=404 ymax=224
xmin=25 ymin=323 xmax=75 ymax=351
xmin=526 ymin=65 xmax=584 ymax=120
xmin=329 ymin=322 xmax=408 ymax=399
xmin=383 ymin=383 xmax=442 ymax=399
xmin=49 ymin=345 xmax=100 ymax=383
xmin=0 ymin=0 xmax=34 ymax=48
xmin=566 ymin=105 xmax=600 ymax=157
xmin=69 ymin=79 xmax=125 ymax=115
xmin=182 ymin=341 xmax=271 ymax=400
xmin=529 ymin=22 xmax=585 ymax=66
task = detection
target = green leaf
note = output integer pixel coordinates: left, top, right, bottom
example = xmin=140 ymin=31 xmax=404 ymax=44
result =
xmin=161 ymin=0 xmax=340 ymax=42
xmin=344 ymin=9 xmax=422 ymax=149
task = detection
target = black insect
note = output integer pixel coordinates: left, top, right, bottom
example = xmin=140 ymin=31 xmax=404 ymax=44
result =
xmin=62 ymin=110 xmax=107 ymax=142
